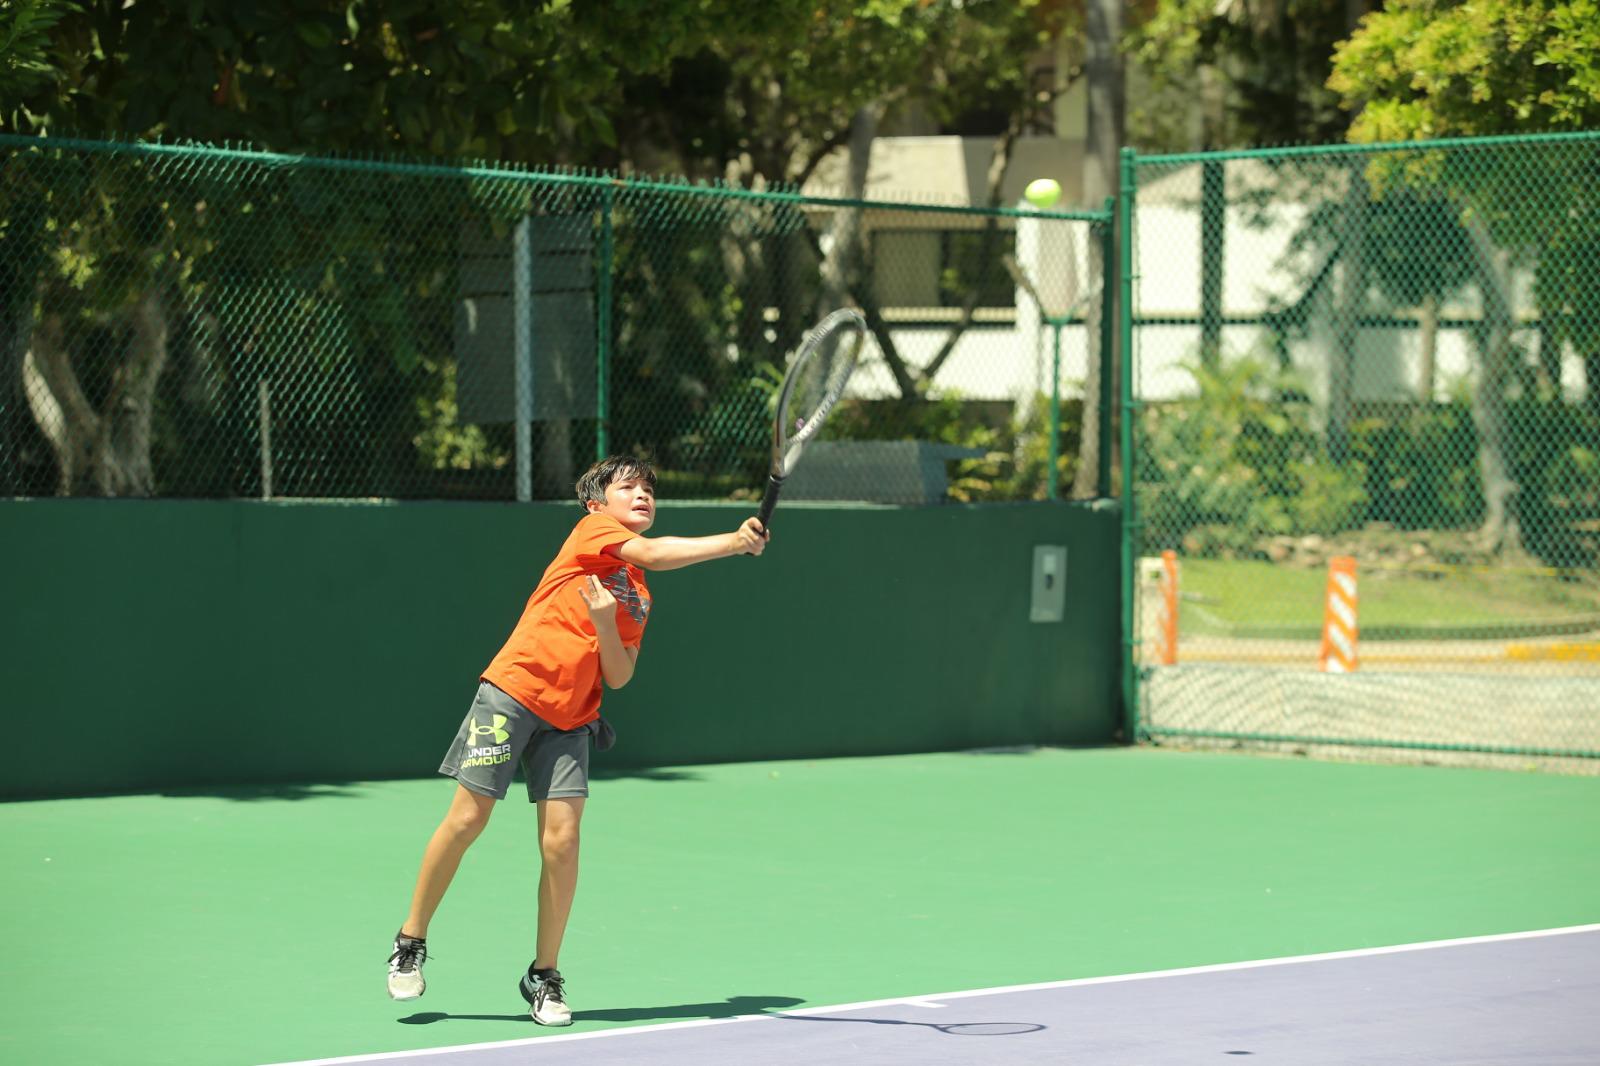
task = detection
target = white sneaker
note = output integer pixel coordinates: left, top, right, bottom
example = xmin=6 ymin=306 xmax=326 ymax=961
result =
xmin=387 ymin=933 xmax=427 ymax=1000
xmin=519 ymin=968 xmax=572 ymax=1026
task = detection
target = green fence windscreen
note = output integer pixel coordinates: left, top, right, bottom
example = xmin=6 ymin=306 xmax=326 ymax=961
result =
xmin=0 ymin=134 xmax=1110 ymax=506
xmin=0 ymin=497 xmax=1121 ymax=799
xmin=1125 ymin=133 xmax=1600 ymax=767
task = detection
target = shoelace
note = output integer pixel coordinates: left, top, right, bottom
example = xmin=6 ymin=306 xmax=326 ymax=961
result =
xmin=389 ymin=940 xmax=429 ymax=974
xmin=538 ymin=971 xmax=566 ymax=1003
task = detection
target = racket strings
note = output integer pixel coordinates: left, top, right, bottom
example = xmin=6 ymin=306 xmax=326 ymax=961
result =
xmin=779 ymin=317 xmax=864 ymax=448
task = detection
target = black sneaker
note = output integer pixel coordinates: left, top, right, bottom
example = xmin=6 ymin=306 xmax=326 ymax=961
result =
xmin=519 ymin=966 xmax=572 ymax=1025
xmin=387 ymin=932 xmax=427 ymax=1000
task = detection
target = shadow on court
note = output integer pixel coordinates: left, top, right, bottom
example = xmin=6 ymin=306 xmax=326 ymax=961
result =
xmin=590 ymin=767 xmax=706 ymax=783
xmin=778 ymin=1014 xmax=1047 ymax=1037
xmin=157 ymin=782 xmax=364 ymax=801
xmin=399 ymin=995 xmax=805 ymax=1026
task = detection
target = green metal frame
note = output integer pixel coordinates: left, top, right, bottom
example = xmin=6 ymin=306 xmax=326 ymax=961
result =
xmin=1118 ymin=133 xmax=1600 ymax=762
xmin=596 ymin=184 xmax=616 ymax=460
xmin=1147 ymin=727 xmax=1600 ymax=761
xmin=1118 ymin=148 xmax=1140 ymax=746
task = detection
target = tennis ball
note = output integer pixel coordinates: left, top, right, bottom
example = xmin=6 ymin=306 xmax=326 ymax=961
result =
xmin=1024 ymin=177 xmax=1061 ymax=209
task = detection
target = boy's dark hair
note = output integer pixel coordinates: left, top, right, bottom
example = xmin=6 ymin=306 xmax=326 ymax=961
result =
xmin=575 ymin=455 xmax=657 ymax=510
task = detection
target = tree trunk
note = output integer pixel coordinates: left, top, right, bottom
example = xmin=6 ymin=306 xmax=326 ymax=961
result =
xmin=22 ymin=313 xmax=99 ymax=495
xmin=1417 ymin=292 xmax=1438 ymax=403
xmin=535 ymin=419 xmax=574 ymax=499
xmin=818 ymin=102 xmax=883 ymax=317
xmin=22 ymin=287 xmax=172 ymax=498
xmin=1327 ymin=169 xmax=1368 ymax=465
xmin=1463 ymin=214 xmax=1523 ymax=555
xmin=1073 ymin=0 xmax=1124 ymax=499
xmin=807 ymin=100 xmax=922 ymax=399
xmin=1 ymin=191 xmax=49 ymax=495
xmin=1587 ymin=350 xmax=1600 ymax=421
xmin=916 ymin=118 xmax=1031 ymax=386
xmin=100 ymin=289 xmax=170 ymax=495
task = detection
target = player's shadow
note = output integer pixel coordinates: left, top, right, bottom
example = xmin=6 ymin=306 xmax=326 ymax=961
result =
xmin=398 ymin=994 xmax=804 ymax=1026
xmin=157 ymin=782 xmax=362 ymax=801
xmin=589 ymin=767 xmax=706 ymax=784
xmin=779 ymin=1014 xmax=1046 ymax=1037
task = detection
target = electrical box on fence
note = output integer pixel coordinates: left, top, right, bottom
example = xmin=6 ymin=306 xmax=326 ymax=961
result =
xmin=1030 ymin=545 xmax=1067 ymax=623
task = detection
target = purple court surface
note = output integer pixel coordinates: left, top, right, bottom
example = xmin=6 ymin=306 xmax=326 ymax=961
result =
xmin=275 ymin=925 xmax=1600 ymax=1065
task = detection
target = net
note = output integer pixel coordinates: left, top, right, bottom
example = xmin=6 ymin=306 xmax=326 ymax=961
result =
xmin=1123 ymin=132 xmax=1600 ymax=768
xmin=0 ymin=134 xmax=1108 ymax=508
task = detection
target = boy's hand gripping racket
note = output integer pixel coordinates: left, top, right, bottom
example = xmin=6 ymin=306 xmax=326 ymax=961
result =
xmin=754 ymin=308 xmax=867 ymax=537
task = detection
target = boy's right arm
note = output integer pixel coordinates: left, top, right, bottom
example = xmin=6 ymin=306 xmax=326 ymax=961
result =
xmin=615 ymin=518 xmax=767 ymax=571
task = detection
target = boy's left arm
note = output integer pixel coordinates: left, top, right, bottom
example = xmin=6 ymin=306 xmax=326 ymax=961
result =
xmin=615 ymin=518 xmax=768 ymax=570
xmin=578 ymin=575 xmax=638 ymax=688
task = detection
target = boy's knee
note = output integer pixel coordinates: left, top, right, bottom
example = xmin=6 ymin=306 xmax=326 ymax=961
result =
xmin=540 ymin=823 xmax=580 ymax=865
xmin=446 ymin=799 xmax=493 ymax=839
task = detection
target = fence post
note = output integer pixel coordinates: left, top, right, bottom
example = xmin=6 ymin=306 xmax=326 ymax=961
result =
xmin=1098 ymin=195 xmax=1116 ymax=498
xmin=1119 ymin=147 xmax=1140 ymax=745
xmin=513 ymin=215 xmax=534 ymax=502
xmin=596 ymin=184 xmax=615 ymax=461
xmin=1049 ymin=322 xmax=1062 ymax=498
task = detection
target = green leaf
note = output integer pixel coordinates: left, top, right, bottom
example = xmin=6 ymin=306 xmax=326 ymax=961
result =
xmin=586 ymin=104 xmax=616 ymax=147
xmin=296 ymin=21 xmax=335 ymax=50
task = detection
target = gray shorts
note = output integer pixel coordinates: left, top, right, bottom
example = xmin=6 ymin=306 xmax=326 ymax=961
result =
xmin=439 ymin=682 xmax=592 ymax=802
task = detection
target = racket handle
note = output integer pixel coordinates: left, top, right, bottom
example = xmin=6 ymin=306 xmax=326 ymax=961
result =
xmin=755 ymin=474 xmax=785 ymax=537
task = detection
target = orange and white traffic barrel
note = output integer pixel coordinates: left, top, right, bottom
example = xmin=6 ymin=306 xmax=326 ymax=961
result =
xmin=1318 ymin=555 xmax=1358 ymax=673
xmin=1159 ymin=550 xmax=1179 ymax=666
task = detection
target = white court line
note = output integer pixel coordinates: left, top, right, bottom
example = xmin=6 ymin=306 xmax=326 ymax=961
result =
xmin=264 ymin=923 xmax=1600 ymax=1066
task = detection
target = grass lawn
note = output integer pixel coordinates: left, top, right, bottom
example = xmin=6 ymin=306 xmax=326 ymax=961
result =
xmin=1173 ymin=558 xmax=1600 ymax=638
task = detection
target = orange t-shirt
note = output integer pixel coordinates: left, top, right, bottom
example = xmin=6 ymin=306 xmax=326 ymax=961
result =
xmin=481 ymin=513 xmax=652 ymax=730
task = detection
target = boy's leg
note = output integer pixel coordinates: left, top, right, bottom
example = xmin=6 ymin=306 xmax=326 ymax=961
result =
xmin=390 ymin=682 xmax=533 ymax=1000
xmin=402 ymin=783 xmax=497 ymax=938
xmin=533 ymin=796 xmax=585 ymax=969
xmin=518 ymin=726 xmax=590 ymax=1025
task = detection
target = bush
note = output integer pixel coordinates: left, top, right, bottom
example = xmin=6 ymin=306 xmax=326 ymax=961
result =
xmin=1140 ymin=358 xmax=1600 ymax=570
xmin=1139 ymin=358 xmax=1368 ymax=556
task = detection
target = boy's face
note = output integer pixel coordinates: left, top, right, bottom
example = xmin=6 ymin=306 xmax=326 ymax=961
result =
xmin=587 ymin=472 xmax=655 ymax=533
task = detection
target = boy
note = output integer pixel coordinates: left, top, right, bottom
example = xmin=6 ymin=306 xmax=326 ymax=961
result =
xmin=388 ymin=455 xmax=767 ymax=1024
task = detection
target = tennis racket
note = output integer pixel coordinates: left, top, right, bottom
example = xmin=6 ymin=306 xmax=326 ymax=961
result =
xmin=754 ymin=307 xmax=867 ymax=535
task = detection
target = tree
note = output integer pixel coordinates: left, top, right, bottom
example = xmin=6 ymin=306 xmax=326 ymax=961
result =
xmin=1329 ymin=0 xmax=1600 ymax=141
xmin=7 ymin=0 xmax=753 ymax=160
xmin=1131 ymin=0 xmax=1364 ymax=151
xmin=1329 ymin=0 xmax=1600 ymax=553
xmin=611 ymin=0 xmax=1083 ymax=470
xmin=3 ymin=1 xmax=745 ymax=495
xmin=0 ymin=0 xmax=77 ymax=112
xmin=1131 ymin=1 xmax=1372 ymax=495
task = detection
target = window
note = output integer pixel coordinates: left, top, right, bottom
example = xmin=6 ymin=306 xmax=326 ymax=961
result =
xmin=871 ymin=229 xmax=1016 ymax=311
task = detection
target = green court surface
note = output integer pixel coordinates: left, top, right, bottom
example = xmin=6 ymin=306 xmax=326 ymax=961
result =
xmin=4 ymin=747 xmax=1598 ymax=1066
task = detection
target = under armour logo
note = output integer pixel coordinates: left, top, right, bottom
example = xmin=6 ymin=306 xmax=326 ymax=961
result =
xmin=469 ymin=713 xmax=510 ymax=745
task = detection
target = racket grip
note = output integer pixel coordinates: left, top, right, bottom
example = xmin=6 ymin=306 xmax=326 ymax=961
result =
xmin=755 ymin=475 xmax=784 ymax=538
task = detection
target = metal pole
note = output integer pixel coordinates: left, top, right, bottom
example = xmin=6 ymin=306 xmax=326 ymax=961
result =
xmin=595 ymin=185 xmax=615 ymax=461
xmin=513 ymin=216 xmax=533 ymax=502
xmin=1097 ymin=196 xmax=1116 ymax=498
xmin=1118 ymin=147 xmax=1140 ymax=745
xmin=257 ymin=378 xmax=273 ymax=500
xmin=1048 ymin=322 xmax=1062 ymax=498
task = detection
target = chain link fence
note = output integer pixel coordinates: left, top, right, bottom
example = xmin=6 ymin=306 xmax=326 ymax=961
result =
xmin=1125 ymin=133 xmax=1600 ymax=768
xmin=0 ymin=135 xmax=1109 ymax=506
